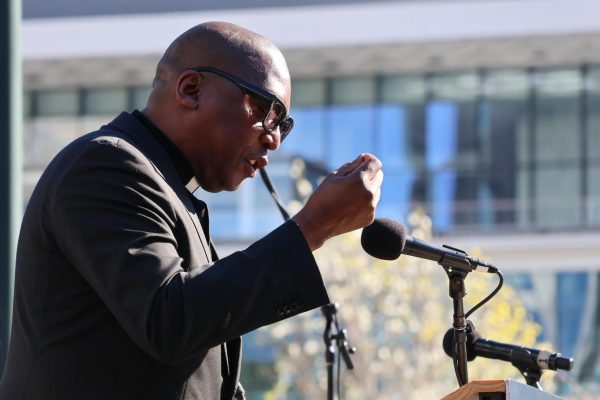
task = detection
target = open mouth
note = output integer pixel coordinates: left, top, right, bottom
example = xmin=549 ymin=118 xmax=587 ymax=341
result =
xmin=245 ymin=159 xmax=258 ymax=177
xmin=246 ymin=157 xmax=267 ymax=172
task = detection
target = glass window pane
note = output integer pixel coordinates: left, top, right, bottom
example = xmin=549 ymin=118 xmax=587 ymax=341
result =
xmin=586 ymin=69 xmax=600 ymax=224
xmin=535 ymin=91 xmax=581 ymax=163
xmin=515 ymin=109 xmax=531 ymax=164
xmin=280 ymin=107 xmax=326 ymax=162
xmin=292 ymin=79 xmax=326 ymax=107
xmin=480 ymin=99 xmax=527 ymax=166
xmin=377 ymin=173 xmax=416 ymax=224
xmin=585 ymin=66 xmax=600 ymax=93
xmin=557 ymin=272 xmax=588 ymax=359
xmin=588 ymin=166 xmax=600 ymax=225
xmin=428 ymin=169 xmax=456 ymax=233
xmin=381 ymin=75 xmax=425 ymax=103
xmin=426 ymin=101 xmax=460 ymax=232
xmin=327 ymin=105 xmax=375 ymax=168
xmin=331 ymin=77 xmax=376 ymax=104
xmin=535 ymin=69 xmax=582 ymax=165
xmin=484 ymin=69 xmax=529 ymax=100
xmin=427 ymin=72 xmax=498 ymax=232
xmin=454 ymin=172 xmax=485 ymax=228
xmin=586 ymin=67 xmax=600 ymax=94
xmin=535 ymin=166 xmax=581 ymax=227
xmin=132 ymin=86 xmax=151 ymax=110
xmin=426 ymin=100 xmax=479 ymax=170
xmin=197 ymin=167 xmax=292 ymax=240
xmin=586 ymin=68 xmax=600 ymax=163
xmin=195 ymin=188 xmax=239 ymax=238
xmin=244 ymin=170 xmax=291 ymax=237
xmin=587 ymin=103 xmax=600 ymax=160
xmin=37 ymin=89 xmax=79 ymax=116
xmin=84 ymin=88 xmax=128 ymax=115
xmin=517 ymin=168 xmax=531 ymax=227
xmin=536 ymin=68 xmax=582 ymax=97
xmin=431 ymin=72 xmax=479 ymax=101
xmin=375 ymin=104 xmax=423 ymax=169
xmin=479 ymin=95 xmax=529 ymax=227
xmin=488 ymin=167 xmax=520 ymax=227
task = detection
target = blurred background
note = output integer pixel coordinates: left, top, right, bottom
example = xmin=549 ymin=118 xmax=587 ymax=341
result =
xmin=2 ymin=0 xmax=600 ymax=398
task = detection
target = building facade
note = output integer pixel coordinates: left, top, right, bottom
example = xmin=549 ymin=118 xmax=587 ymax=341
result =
xmin=21 ymin=0 xmax=600 ymax=395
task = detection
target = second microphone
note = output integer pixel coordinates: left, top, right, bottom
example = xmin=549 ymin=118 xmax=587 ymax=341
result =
xmin=360 ymin=218 xmax=498 ymax=273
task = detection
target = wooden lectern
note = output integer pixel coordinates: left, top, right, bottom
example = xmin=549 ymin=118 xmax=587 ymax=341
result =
xmin=441 ymin=379 xmax=565 ymax=400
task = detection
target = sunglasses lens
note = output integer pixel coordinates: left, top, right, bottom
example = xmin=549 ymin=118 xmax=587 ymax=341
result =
xmin=279 ymin=118 xmax=294 ymax=142
xmin=264 ymin=101 xmax=286 ymax=130
xmin=260 ymin=100 xmax=293 ymax=142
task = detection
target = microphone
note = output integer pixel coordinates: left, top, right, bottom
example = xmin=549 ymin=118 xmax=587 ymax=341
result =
xmin=360 ymin=218 xmax=498 ymax=273
xmin=442 ymin=324 xmax=574 ymax=371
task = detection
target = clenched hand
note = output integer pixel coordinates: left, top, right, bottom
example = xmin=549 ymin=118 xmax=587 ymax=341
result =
xmin=292 ymin=153 xmax=383 ymax=251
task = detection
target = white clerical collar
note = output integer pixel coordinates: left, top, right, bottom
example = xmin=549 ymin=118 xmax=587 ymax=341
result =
xmin=185 ymin=177 xmax=200 ymax=194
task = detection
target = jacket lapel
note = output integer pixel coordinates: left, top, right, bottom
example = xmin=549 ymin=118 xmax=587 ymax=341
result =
xmin=102 ymin=112 xmax=213 ymax=263
xmin=104 ymin=113 xmax=243 ymax=399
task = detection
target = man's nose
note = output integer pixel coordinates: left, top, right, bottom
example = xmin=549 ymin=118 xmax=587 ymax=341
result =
xmin=262 ymin=127 xmax=280 ymax=151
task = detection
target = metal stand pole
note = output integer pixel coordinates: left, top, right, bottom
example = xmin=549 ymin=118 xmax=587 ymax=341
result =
xmin=322 ymin=304 xmax=336 ymax=400
xmin=0 ymin=0 xmax=22 ymax=377
xmin=322 ymin=303 xmax=356 ymax=400
xmin=444 ymin=268 xmax=469 ymax=386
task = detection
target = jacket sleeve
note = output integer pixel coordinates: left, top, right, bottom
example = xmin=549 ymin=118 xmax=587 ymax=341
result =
xmin=51 ymin=138 xmax=329 ymax=365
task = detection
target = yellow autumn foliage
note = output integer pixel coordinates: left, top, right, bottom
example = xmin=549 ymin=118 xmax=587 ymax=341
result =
xmin=259 ymin=210 xmax=555 ymax=399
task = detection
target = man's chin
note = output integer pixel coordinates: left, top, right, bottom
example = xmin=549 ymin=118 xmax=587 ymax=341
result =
xmin=197 ymin=175 xmax=246 ymax=193
xmin=224 ymin=181 xmax=243 ymax=192
xmin=202 ymin=184 xmax=240 ymax=193
xmin=221 ymin=176 xmax=246 ymax=192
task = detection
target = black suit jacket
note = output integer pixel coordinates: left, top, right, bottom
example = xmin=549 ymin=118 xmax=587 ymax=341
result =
xmin=0 ymin=112 xmax=329 ymax=399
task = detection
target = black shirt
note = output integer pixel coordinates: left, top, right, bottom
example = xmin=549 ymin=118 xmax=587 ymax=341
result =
xmin=132 ymin=110 xmax=210 ymax=241
xmin=132 ymin=109 xmax=194 ymax=187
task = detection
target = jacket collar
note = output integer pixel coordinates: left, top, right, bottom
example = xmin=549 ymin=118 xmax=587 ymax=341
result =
xmin=102 ymin=112 xmax=213 ymax=262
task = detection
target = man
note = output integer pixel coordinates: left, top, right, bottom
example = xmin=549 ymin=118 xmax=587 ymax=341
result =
xmin=0 ymin=21 xmax=383 ymax=399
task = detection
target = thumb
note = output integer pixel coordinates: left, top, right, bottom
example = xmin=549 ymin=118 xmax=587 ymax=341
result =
xmin=352 ymin=157 xmax=382 ymax=181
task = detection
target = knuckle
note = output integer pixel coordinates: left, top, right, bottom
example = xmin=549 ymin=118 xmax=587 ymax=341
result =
xmin=367 ymin=211 xmax=376 ymax=225
xmin=361 ymin=189 xmax=374 ymax=203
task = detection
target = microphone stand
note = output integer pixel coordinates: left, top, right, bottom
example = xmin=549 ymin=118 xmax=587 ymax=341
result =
xmin=439 ymin=255 xmax=472 ymax=387
xmin=447 ymin=268 xmax=469 ymax=386
xmin=260 ymin=167 xmax=357 ymax=399
xmin=514 ymin=353 xmax=543 ymax=389
xmin=322 ymin=303 xmax=356 ymax=400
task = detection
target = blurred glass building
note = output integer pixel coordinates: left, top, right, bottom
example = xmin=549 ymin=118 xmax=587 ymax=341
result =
xmin=21 ymin=0 xmax=600 ymax=395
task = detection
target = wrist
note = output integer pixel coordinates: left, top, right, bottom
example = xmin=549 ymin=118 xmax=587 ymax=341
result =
xmin=291 ymin=211 xmax=331 ymax=251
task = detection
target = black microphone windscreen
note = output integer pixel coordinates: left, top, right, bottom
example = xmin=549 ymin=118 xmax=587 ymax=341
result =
xmin=442 ymin=328 xmax=454 ymax=358
xmin=360 ymin=218 xmax=406 ymax=260
xmin=442 ymin=328 xmax=477 ymax=362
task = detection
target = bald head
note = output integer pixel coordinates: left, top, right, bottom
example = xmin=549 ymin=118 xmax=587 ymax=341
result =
xmin=142 ymin=22 xmax=292 ymax=192
xmin=153 ymin=21 xmax=289 ymax=91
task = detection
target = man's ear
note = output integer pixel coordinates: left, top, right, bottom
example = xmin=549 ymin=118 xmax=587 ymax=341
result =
xmin=176 ymin=70 xmax=202 ymax=110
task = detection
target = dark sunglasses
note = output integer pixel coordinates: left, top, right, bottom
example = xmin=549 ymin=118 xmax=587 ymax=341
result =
xmin=188 ymin=66 xmax=294 ymax=142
